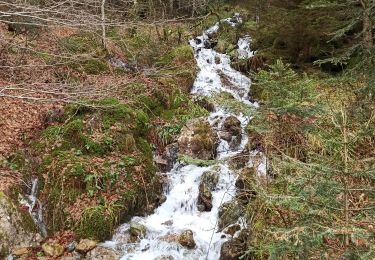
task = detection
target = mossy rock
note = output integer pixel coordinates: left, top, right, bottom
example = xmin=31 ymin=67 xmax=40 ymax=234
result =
xmin=129 ymin=221 xmax=147 ymax=238
xmin=218 ymin=200 xmax=241 ymax=231
xmin=201 ymin=170 xmax=220 ymax=191
xmin=197 ymin=182 xmax=213 ymax=212
xmin=77 ymin=205 xmax=119 ymax=241
xmin=178 ymin=154 xmax=216 ymax=167
xmin=178 ymin=119 xmax=219 ymax=160
xmin=0 ymin=193 xmax=40 ymax=257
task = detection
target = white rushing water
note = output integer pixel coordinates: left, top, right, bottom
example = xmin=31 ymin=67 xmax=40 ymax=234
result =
xmin=19 ymin=177 xmax=47 ymax=237
xmin=107 ymin=14 xmax=264 ymax=260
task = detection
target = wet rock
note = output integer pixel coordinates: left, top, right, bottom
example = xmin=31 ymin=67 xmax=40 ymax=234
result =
xmin=0 ymin=193 xmax=42 ymax=257
xmin=162 ymin=220 xmax=173 ymax=226
xmin=197 ymin=204 xmax=206 ymax=212
xmin=141 ymin=244 xmax=150 ymax=251
xmin=85 ymin=246 xmax=120 ymax=260
xmin=129 ymin=221 xmax=147 ymax=238
xmin=157 ymin=194 xmax=167 ymax=205
xmin=219 ymin=131 xmax=233 ymax=143
xmin=164 ymin=143 xmax=179 ymax=170
xmin=113 ymin=232 xmax=138 ymax=245
xmin=159 ymin=234 xmax=179 ymax=243
xmin=178 ymin=230 xmax=196 ymax=249
xmin=220 ymin=116 xmax=242 ymax=148
xmin=41 ymin=243 xmax=64 ymax=257
xmin=197 ymin=182 xmax=213 ymax=212
xmin=193 ymin=96 xmax=215 ymax=112
xmin=223 ymin=116 xmax=242 ymax=137
xmin=223 ymin=224 xmax=241 ymax=236
xmin=178 ymin=119 xmax=219 ymax=160
xmin=203 ymin=39 xmax=212 ymax=49
xmin=156 ymin=143 xmax=179 ymax=172
xmin=155 ymin=255 xmax=174 ymax=260
xmin=65 ymin=241 xmax=77 ymax=252
xmin=218 ymin=200 xmax=241 ymax=231
xmin=219 ymin=239 xmax=244 ymax=260
xmin=154 ymin=156 xmax=168 ymax=171
xmin=75 ymin=239 xmax=97 ymax=254
xmin=201 ymin=170 xmax=219 ymax=191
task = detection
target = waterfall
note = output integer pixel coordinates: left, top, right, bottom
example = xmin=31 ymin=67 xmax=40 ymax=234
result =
xmin=106 ymin=13 xmax=264 ymax=260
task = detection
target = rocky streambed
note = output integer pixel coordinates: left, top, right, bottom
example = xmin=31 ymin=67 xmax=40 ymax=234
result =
xmin=101 ymin=14 xmax=266 ymax=260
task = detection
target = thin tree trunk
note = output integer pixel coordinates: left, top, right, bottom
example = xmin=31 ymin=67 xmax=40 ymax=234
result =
xmin=101 ymin=0 xmax=107 ymax=50
xmin=360 ymin=0 xmax=373 ymax=52
xmin=342 ymin=108 xmax=350 ymax=248
xmin=191 ymin=0 xmax=196 ymax=17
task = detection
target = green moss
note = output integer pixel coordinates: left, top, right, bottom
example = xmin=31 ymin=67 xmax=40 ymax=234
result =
xmin=77 ymin=203 xmax=123 ymax=241
xmin=81 ymin=59 xmax=109 ymax=75
xmin=134 ymin=109 xmax=150 ymax=136
xmin=156 ymin=44 xmax=194 ymax=66
xmin=137 ymin=95 xmax=164 ymax=116
xmin=19 ymin=208 xmax=38 ymax=233
xmin=209 ymin=92 xmax=256 ymax=116
xmin=170 ymin=45 xmax=194 ymax=62
xmin=60 ymin=34 xmax=99 ymax=54
xmin=136 ymin=138 xmax=152 ymax=157
xmin=42 ymin=125 xmax=63 ymax=138
xmin=178 ymin=154 xmax=216 ymax=167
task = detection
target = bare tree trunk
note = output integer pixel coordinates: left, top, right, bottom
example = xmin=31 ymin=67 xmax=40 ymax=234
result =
xmin=359 ymin=0 xmax=373 ymax=52
xmin=191 ymin=0 xmax=196 ymax=17
xmin=101 ymin=0 xmax=107 ymax=50
xmin=169 ymin=0 xmax=174 ymax=16
xmin=342 ymin=108 xmax=350 ymax=248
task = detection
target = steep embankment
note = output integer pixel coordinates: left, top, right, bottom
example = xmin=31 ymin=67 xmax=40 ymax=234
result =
xmin=0 ymin=14 xmax=213 ymax=258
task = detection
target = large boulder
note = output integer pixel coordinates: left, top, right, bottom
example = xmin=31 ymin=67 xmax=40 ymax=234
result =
xmin=0 ymin=192 xmax=42 ymax=258
xmin=197 ymin=182 xmax=213 ymax=212
xmin=178 ymin=230 xmax=196 ymax=249
xmin=178 ymin=119 xmax=219 ymax=160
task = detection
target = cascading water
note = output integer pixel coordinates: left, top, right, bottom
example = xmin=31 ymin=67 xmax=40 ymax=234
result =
xmin=19 ymin=177 xmax=47 ymax=237
xmin=106 ymin=14 xmax=264 ymax=259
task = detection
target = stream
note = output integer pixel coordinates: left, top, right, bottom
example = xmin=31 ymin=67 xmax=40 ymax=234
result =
xmin=106 ymin=14 xmax=263 ymax=260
